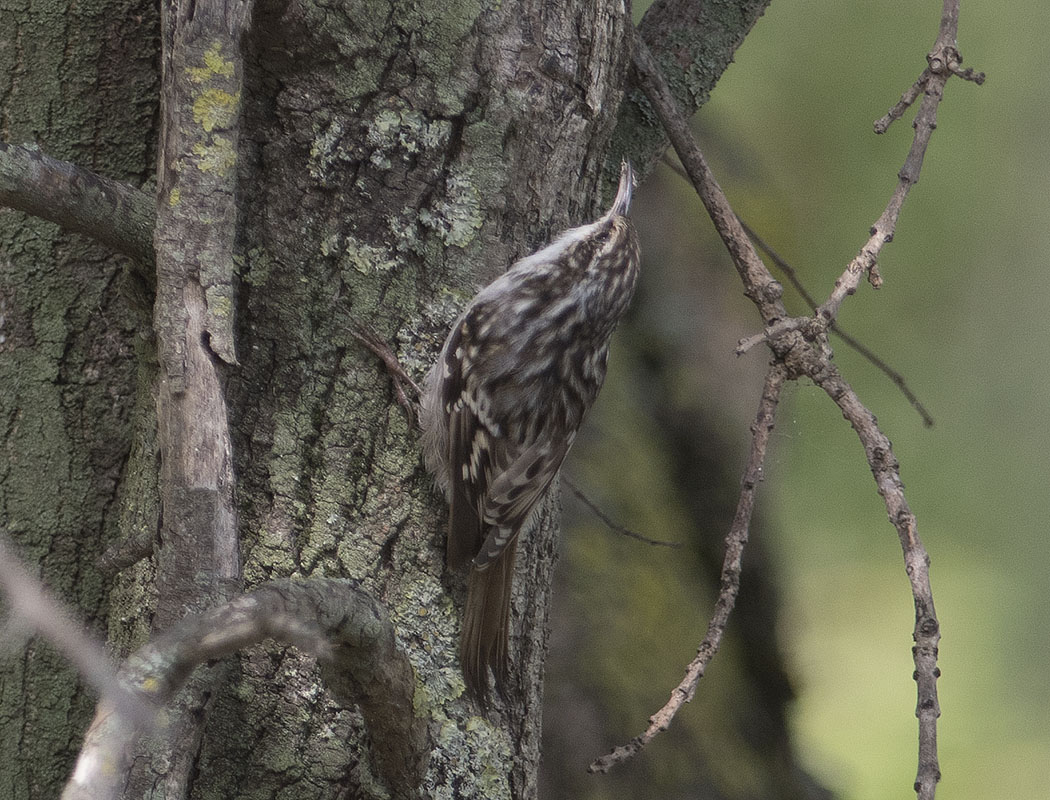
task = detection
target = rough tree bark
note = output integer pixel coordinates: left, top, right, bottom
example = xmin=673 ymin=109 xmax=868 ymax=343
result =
xmin=0 ymin=1 xmax=157 ymax=797
xmin=0 ymin=1 xmax=774 ymax=799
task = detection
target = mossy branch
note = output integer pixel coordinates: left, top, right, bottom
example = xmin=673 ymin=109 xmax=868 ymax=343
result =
xmin=63 ymin=578 xmax=428 ymax=800
xmin=0 ymin=141 xmax=154 ymax=263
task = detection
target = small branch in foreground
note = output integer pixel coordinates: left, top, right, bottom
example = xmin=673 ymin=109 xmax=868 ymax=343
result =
xmin=0 ymin=141 xmax=154 ymax=263
xmin=590 ymin=364 xmax=785 ymax=773
xmin=563 ymin=477 xmax=681 ymax=549
xmin=63 ymin=578 xmax=427 ymax=800
xmin=0 ymin=531 xmax=155 ymax=728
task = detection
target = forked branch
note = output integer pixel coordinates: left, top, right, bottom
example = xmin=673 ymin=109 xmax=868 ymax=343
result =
xmin=602 ymin=4 xmax=981 ymax=795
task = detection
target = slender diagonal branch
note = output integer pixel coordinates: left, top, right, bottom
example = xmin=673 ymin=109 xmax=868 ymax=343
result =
xmin=590 ymin=364 xmax=786 ymax=772
xmin=563 ymin=477 xmax=682 ymax=549
xmin=0 ymin=532 xmax=155 ymax=729
xmin=631 ymin=34 xmax=786 ymax=328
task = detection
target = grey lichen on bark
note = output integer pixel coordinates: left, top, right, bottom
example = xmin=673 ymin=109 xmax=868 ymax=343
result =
xmin=217 ymin=0 xmax=635 ymax=796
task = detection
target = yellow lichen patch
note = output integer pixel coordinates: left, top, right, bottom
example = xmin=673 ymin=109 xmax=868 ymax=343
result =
xmin=187 ymin=41 xmax=235 ymax=83
xmin=192 ymin=88 xmax=239 ymax=132
xmin=168 ymin=187 xmax=181 ymax=207
xmin=192 ymin=136 xmax=236 ymax=176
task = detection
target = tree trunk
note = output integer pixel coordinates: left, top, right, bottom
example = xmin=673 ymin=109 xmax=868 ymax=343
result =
xmin=0 ymin=0 xmax=780 ymax=798
xmin=177 ymin=0 xmax=635 ymax=795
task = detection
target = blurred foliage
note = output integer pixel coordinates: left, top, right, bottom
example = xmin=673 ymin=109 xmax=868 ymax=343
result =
xmin=543 ymin=1 xmax=1047 ymax=799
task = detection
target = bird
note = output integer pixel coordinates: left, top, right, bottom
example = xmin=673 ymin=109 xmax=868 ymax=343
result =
xmin=420 ymin=160 xmax=641 ymax=701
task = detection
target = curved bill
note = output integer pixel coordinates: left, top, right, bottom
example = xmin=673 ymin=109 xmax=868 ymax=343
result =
xmin=610 ymin=159 xmax=636 ymax=217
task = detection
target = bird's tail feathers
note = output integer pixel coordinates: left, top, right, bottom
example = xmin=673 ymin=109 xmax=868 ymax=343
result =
xmin=459 ymin=538 xmax=518 ymax=704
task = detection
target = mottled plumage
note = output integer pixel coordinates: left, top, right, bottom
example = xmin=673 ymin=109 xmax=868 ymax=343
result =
xmin=421 ymin=161 xmax=641 ymax=700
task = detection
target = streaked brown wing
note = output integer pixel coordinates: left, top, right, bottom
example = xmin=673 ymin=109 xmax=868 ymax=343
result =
xmin=446 ymin=396 xmax=489 ymax=569
xmin=473 ymin=432 xmax=573 ymax=568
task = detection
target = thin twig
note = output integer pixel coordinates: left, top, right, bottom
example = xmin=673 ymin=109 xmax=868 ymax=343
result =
xmin=817 ymin=1 xmax=984 ymax=328
xmin=823 ymin=324 xmax=935 ymax=426
xmin=590 ymin=364 xmax=785 ymax=773
xmin=874 ymin=70 xmax=929 ymax=134
xmin=351 ymin=323 xmax=423 ymax=426
xmin=563 ymin=477 xmax=681 ymax=549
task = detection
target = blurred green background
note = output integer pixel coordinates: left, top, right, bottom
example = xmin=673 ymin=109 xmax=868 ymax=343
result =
xmin=546 ymin=2 xmax=1048 ymax=799
xmin=708 ymin=2 xmax=1049 ymax=797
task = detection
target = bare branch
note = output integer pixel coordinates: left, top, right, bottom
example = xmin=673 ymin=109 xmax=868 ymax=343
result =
xmin=590 ymin=364 xmax=785 ymax=772
xmin=138 ymin=0 xmax=257 ymax=793
xmin=63 ymin=578 xmax=428 ymax=800
xmin=800 ymin=355 xmax=941 ymax=797
xmin=630 ymin=32 xmax=786 ymax=328
xmin=0 ymin=531 xmax=156 ymax=728
xmin=818 ymin=1 xmax=984 ymax=327
xmin=0 ymin=141 xmax=154 ymax=263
